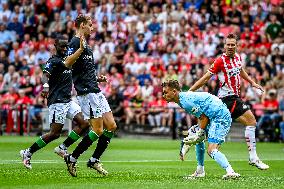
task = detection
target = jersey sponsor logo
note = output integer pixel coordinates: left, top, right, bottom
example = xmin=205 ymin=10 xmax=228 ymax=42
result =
xmin=227 ymin=67 xmax=241 ymax=77
xmin=67 ymin=47 xmax=74 ymax=55
xmin=63 ymin=70 xmax=72 ymax=74
xmin=82 ymin=55 xmax=93 ymax=60
xmin=191 ymin=107 xmax=199 ymax=114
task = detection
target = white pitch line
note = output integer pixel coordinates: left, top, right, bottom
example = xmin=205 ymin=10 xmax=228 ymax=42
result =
xmin=2 ymin=160 xmax=182 ymax=164
xmin=1 ymin=158 xmax=283 ymax=164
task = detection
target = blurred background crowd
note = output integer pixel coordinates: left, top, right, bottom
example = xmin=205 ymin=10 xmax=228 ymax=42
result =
xmin=0 ymin=0 xmax=283 ymax=141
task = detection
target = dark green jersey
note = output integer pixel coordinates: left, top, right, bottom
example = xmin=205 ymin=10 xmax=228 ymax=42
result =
xmin=67 ymin=37 xmax=100 ymax=95
xmin=43 ymin=55 xmax=72 ymax=106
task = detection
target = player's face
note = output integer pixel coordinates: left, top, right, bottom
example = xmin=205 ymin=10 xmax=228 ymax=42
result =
xmin=82 ymin=19 xmax=93 ymax=37
xmin=56 ymin=39 xmax=68 ymax=56
xmin=224 ymin=38 xmax=237 ymax=57
xmin=162 ymin=86 xmax=175 ymax=102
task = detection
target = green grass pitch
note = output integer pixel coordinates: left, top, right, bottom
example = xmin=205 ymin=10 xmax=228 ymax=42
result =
xmin=0 ymin=136 xmax=284 ymax=189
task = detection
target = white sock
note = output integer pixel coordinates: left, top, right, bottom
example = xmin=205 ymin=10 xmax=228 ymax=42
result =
xmin=210 ymin=149 xmax=232 ymax=171
xmin=70 ymin=155 xmax=77 ymax=162
xmin=197 ymin=165 xmax=204 ymax=173
xmin=27 ymin=148 xmax=32 ymax=156
xmin=245 ymin=126 xmax=258 ymax=160
xmin=225 ymin=165 xmax=235 ymax=174
xmin=90 ymin=157 xmax=99 ymax=162
xmin=59 ymin=144 xmax=67 ymax=150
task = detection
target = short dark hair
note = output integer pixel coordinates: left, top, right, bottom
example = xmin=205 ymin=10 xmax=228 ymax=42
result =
xmin=226 ymin=33 xmax=238 ymax=41
xmin=54 ymin=34 xmax=67 ymax=45
xmin=161 ymin=80 xmax=181 ymax=91
xmin=74 ymin=14 xmax=91 ymax=28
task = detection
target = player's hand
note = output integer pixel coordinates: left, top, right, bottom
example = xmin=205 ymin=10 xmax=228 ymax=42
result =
xmin=41 ymin=87 xmax=49 ymax=98
xmin=97 ymin=75 xmax=108 ymax=82
xmin=183 ymin=129 xmax=205 ymax=145
xmin=179 ymin=141 xmax=191 ymax=161
xmin=79 ymin=35 xmax=86 ymax=50
xmin=252 ymin=83 xmax=264 ymax=93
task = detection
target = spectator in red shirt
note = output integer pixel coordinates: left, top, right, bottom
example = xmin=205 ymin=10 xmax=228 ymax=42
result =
xmin=257 ymin=89 xmax=281 ymax=140
xmin=0 ymin=87 xmax=19 ymax=111
xmin=123 ymin=76 xmax=140 ymax=100
xmin=16 ymin=90 xmax=33 ymax=105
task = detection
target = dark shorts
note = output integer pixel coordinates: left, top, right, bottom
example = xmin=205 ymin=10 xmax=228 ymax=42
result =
xmin=221 ymin=95 xmax=250 ymax=119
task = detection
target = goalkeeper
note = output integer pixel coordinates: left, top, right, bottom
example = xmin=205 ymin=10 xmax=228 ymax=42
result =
xmin=162 ymin=80 xmax=240 ymax=179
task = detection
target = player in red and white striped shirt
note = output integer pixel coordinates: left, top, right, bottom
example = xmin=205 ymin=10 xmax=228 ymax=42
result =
xmin=184 ymin=33 xmax=269 ymax=179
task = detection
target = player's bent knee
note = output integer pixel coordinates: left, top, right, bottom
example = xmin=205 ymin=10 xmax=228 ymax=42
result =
xmin=207 ymin=143 xmax=219 ymax=156
xmin=103 ymin=112 xmax=117 ymax=131
xmin=92 ymin=127 xmax=103 ymax=136
xmin=107 ymin=121 xmax=117 ymax=132
xmin=79 ymin=120 xmax=89 ymax=130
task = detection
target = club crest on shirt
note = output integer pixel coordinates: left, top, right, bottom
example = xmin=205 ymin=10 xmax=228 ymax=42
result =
xmin=67 ymin=47 xmax=74 ymax=56
xmin=45 ymin=62 xmax=51 ymax=69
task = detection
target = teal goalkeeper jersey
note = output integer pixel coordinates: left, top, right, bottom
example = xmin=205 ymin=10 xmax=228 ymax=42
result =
xmin=178 ymin=91 xmax=230 ymax=119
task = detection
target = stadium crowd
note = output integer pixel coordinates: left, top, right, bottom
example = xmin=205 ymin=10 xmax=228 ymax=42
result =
xmin=0 ymin=0 xmax=283 ymax=141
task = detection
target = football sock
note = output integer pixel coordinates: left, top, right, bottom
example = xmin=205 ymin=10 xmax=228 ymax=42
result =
xmin=195 ymin=141 xmax=205 ymax=167
xmin=197 ymin=165 xmax=204 ymax=173
xmin=91 ymin=129 xmax=113 ymax=161
xmin=245 ymin=126 xmax=258 ymax=160
xmin=71 ymin=130 xmax=99 ymax=159
xmin=210 ymin=149 xmax=232 ymax=171
xmin=29 ymin=137 xmax=47 ymax=154
xmin=62 ymin=130 xmax=81 ymax=148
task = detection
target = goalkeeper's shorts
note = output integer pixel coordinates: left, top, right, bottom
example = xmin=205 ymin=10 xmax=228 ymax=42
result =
xmin=207 ymin=112 xmax=232 ymax=145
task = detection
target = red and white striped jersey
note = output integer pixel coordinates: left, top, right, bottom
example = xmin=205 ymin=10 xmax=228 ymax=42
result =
xmin=208 ymin=53 xmax=243 ymax=98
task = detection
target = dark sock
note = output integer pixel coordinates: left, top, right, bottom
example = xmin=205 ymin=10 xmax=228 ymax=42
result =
xmin=63 ymin=130 xmax=81 ymax=148
xmin=91 ymin=129 xmax=114 ymax=160
xmin=29 ymin=137 xmax=47 ymax=154
xmin=71 ymin=130 xmax=99 ymax=159
xmin=92 ymin=135 xmax=111 ymax=160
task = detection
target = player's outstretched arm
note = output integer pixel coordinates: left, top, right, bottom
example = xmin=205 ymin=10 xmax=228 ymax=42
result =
xmin=189 ymin=71 xmax=212 ymax=91
xmin=64 ymin=36 xmax=85 ymax=68
xmin=240 ymin=67 xmax=264 ymax=92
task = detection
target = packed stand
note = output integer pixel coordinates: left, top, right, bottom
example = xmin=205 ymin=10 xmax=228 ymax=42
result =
xmin=0 ymin=0 xmax=283 ymax=140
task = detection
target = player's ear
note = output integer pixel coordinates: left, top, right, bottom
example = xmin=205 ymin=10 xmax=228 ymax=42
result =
xmin=80 ymin=23 xmax=85 ymax=29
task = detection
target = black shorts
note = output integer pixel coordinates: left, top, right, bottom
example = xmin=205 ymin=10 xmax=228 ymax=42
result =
xmin=221 ymin=95 xmax=250 ymax=119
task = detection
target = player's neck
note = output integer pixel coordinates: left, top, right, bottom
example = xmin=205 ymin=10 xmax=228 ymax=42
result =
xmin=75 ymin=30 xmax=84 ymax=38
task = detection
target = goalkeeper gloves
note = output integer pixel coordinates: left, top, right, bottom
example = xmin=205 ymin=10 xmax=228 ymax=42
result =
xmin=179 ymin=140 xmax=192 ymax=161
xmin=183 ymin=129 xmax=205 ymax=145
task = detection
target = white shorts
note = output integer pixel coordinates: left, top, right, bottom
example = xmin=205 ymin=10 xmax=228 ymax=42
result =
xmin=77 ymin=92 xmax=111 ymax=120
xmin=48 ymin=101 xmax=81 ymax=124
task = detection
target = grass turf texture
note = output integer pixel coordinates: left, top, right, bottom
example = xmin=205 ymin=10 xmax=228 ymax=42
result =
xmin=0 ymin=136 xmax=284 ymax=189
